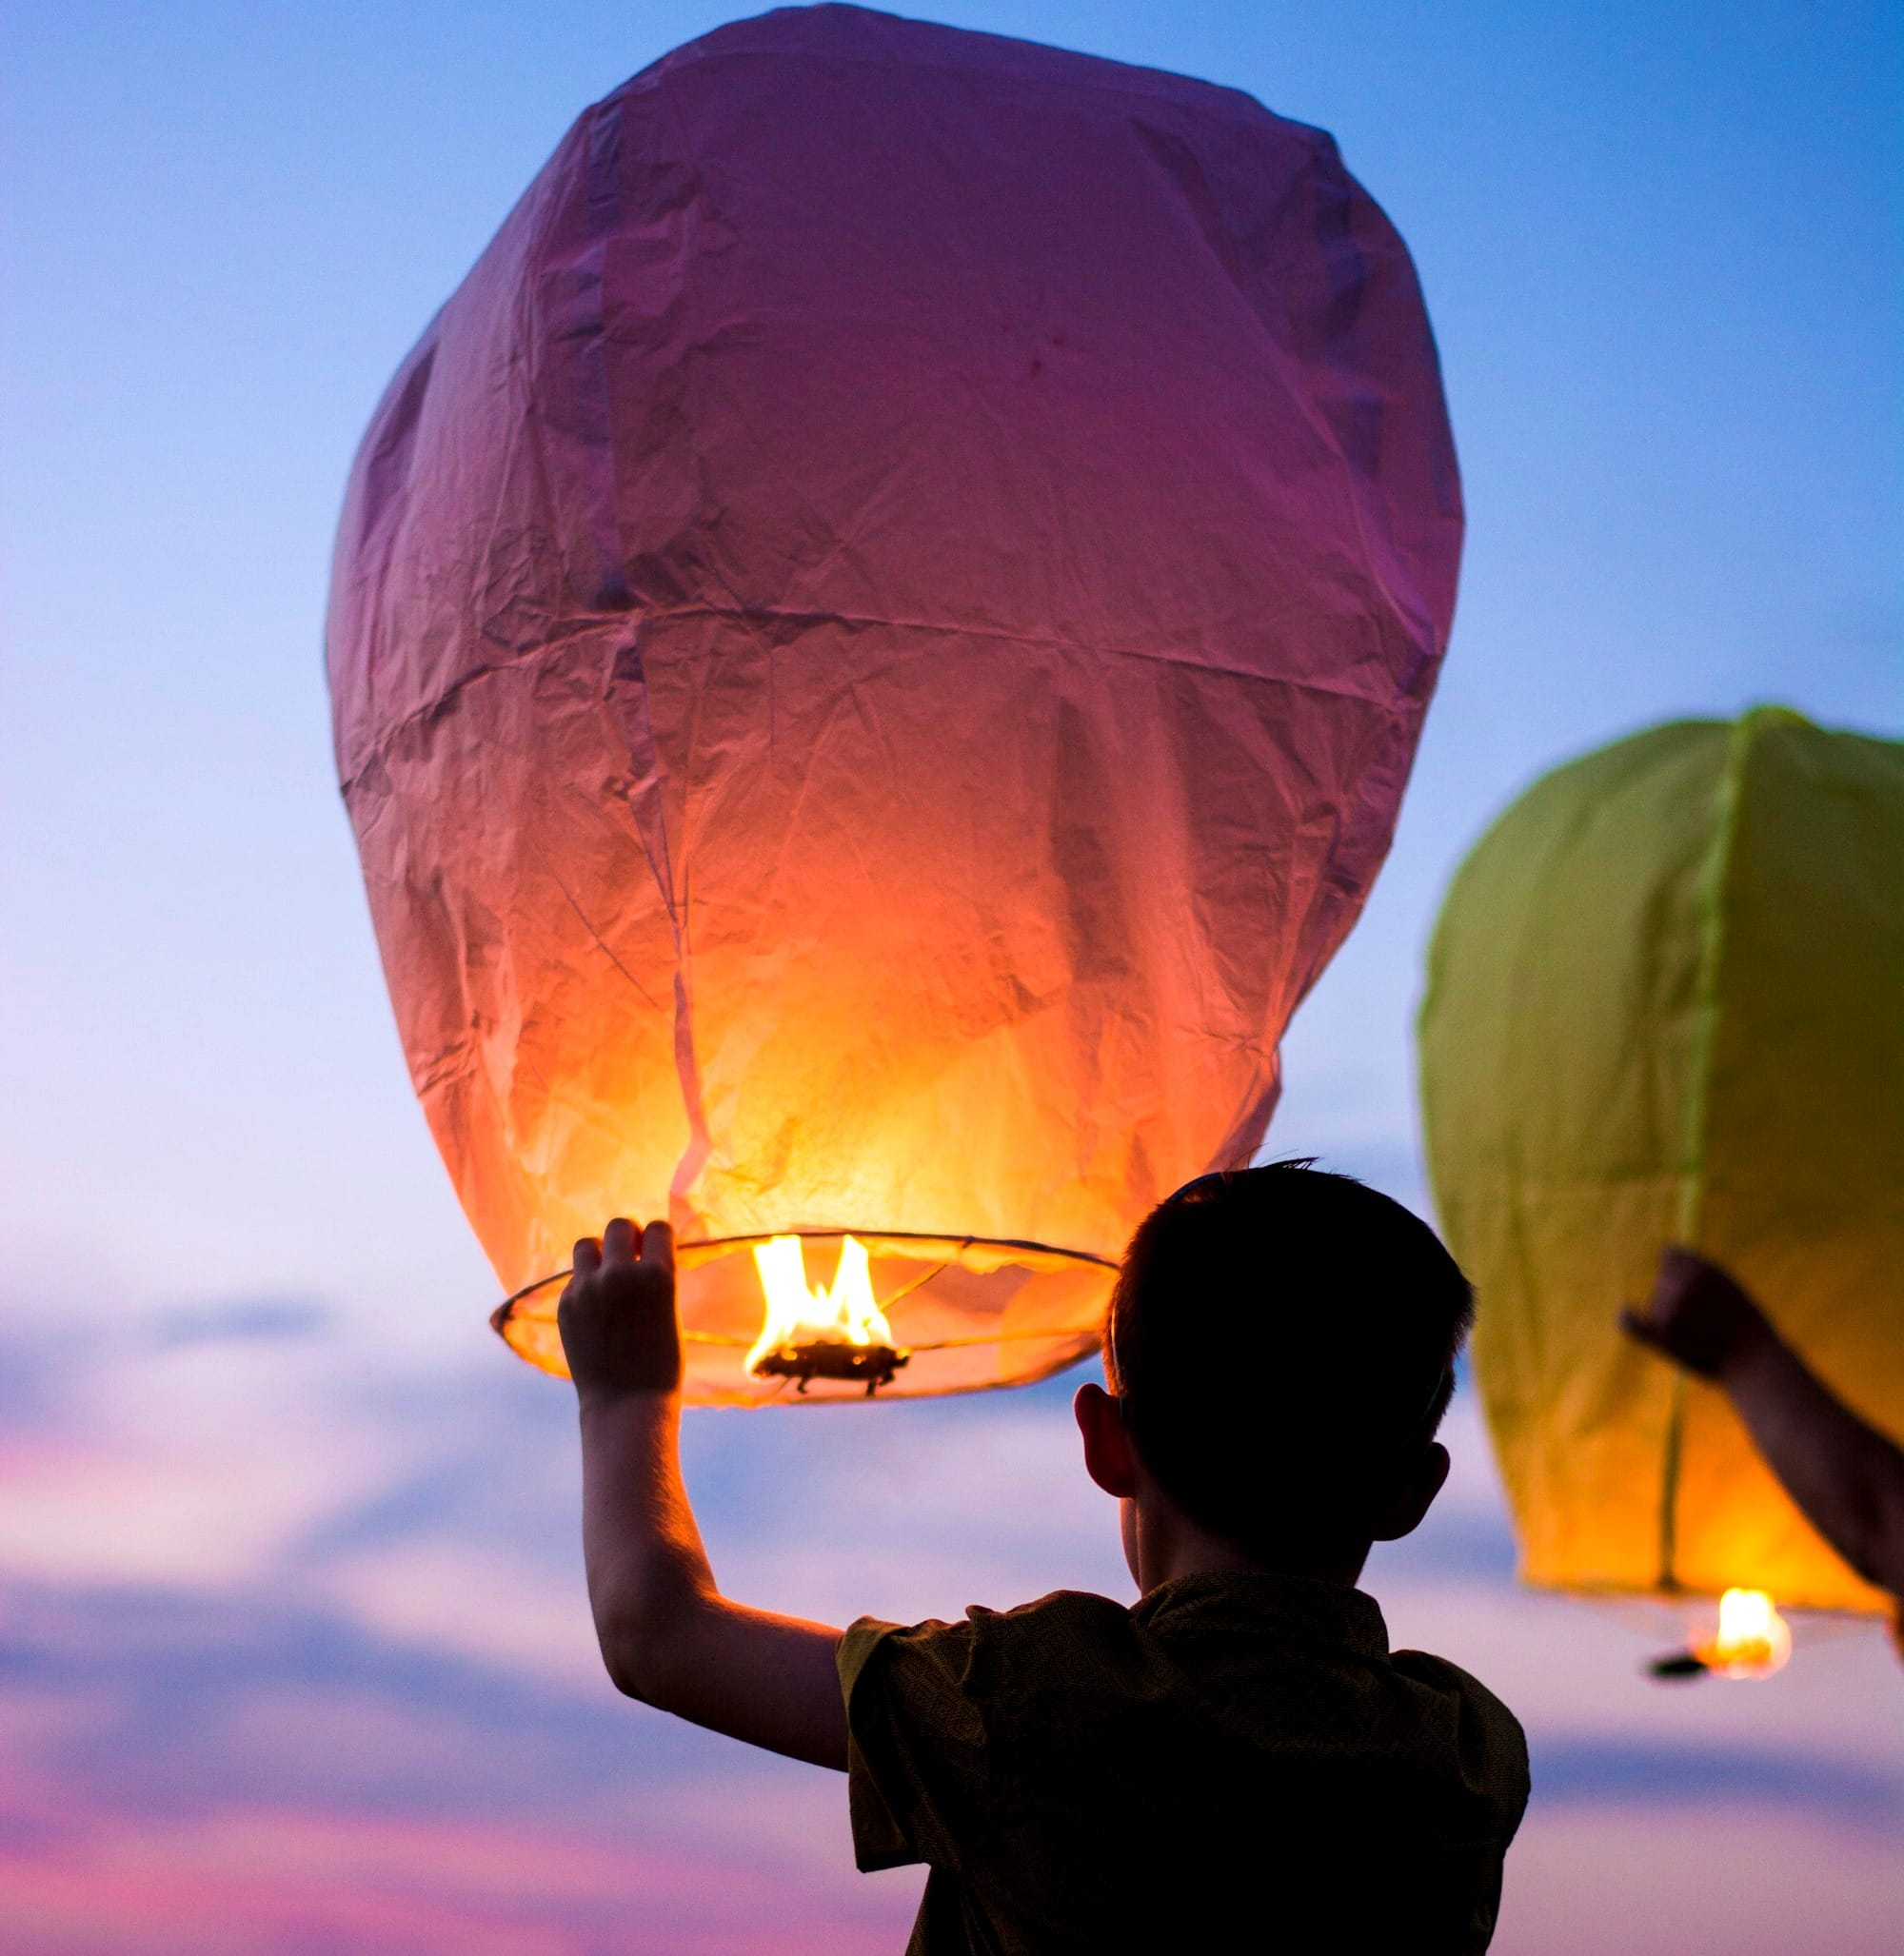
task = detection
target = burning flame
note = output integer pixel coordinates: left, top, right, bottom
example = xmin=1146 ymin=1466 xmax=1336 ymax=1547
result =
xmin=1696 ymin=1588 xmax=1792 ymax=1679
xmin=745 ymin=1235 xmax=896 ymax=1375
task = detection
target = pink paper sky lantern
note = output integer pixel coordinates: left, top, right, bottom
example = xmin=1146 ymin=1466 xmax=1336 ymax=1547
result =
xmin=327 ymin=5 xmax=1461 ymax=1403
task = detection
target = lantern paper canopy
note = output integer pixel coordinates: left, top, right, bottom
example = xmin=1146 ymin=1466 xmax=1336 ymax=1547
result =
xmin=327 ymin=4 xmax=1461 ymax=1404
xmin=1420 ymin=709 xmax=1904 ymax=1612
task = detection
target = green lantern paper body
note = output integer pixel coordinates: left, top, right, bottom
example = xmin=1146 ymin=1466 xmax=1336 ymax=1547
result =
xmin=1420 ymin=708 xmax=1904 ymax=1612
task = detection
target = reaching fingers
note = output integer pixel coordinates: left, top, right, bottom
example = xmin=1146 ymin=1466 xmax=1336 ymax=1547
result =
xmin=640 ymin=1219 xmax=675 ymax=1275
xmin=1619 ymin=1305 xmax=1661 ymax=1349
xmin=603 ymin=1216 xmax=640 ymax=1266
xmin=571 ymin=1235 xmax=604 ymax=1278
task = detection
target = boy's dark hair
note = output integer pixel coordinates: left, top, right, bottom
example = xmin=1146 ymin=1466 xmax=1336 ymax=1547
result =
xmin=1106 ymin=1161 xmax=1475 ymax=1562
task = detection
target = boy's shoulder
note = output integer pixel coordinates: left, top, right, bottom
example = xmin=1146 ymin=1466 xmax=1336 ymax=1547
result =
xmin=849 ymin=1570 xmax=1508 ymax=1680
xmin=1389 ymin=1643 xmax=1525 ymax=1739
xmin=839 ymin=1587 xmax=1129 ymax=1707
xmin=849 ymin=1570 xmax=1523 ymax=1729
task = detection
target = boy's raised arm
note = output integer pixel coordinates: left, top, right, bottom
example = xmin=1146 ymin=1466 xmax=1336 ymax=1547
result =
xmin=561 ymin=1218 xmax=849 ymax=1769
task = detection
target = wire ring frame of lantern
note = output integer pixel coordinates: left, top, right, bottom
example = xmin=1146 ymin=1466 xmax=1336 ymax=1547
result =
xmin=490 ymin=1229 xmax=1118 ymax=1403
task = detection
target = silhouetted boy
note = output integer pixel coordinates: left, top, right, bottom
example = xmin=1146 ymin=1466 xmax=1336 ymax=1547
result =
xmin=560 ymin=1164 xmax=1529 ymax=1953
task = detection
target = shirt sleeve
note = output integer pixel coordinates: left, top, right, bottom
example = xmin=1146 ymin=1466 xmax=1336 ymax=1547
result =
xmin=837 ymin=1612 xmax=997 ymax=1875
xmin=1391 ymin=1648 xmax=1532 ymax=1841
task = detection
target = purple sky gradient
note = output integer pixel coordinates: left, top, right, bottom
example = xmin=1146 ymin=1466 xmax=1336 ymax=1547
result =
xmin=3 ymin=1 xmax=1900 ymax=1948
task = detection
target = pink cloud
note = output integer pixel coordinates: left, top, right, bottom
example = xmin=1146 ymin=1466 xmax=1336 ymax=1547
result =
xmin=0 ymin=1792 xmax=922 ymax=1955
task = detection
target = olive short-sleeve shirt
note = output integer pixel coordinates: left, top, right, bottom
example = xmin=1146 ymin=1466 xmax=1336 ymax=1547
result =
xmin=838 ymin=1572 xmax=1528 ymax=1956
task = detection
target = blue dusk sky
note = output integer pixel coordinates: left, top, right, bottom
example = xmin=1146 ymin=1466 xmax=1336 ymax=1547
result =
xmin=2 ymin=2 xmax=1900 ymax=1949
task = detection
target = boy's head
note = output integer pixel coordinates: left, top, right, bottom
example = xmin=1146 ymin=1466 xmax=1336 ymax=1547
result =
xmin=1077 ymin=1161 xmax=1474 ymax=1582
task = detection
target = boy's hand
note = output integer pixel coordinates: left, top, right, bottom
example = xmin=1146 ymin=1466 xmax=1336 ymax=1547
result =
xmin=559 ymin=1217 xmax=682 ymax=1398
xmin=1620 ymin=1246 xmax=1771 ymax=1381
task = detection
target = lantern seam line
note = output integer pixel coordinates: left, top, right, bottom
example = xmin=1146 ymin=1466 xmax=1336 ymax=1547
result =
xmin=336 ymin=607 xmax=1412 ymax=798
xmin=1658 ymin=714 xmax=1757 ymax=1592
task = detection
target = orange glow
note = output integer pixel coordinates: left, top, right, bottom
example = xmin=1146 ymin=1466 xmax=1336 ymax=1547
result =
xmin=1695 ymin=1589 xmax=1792 ymax=1680
xmin=744 ymin=1235 xmax=898 ymax=1378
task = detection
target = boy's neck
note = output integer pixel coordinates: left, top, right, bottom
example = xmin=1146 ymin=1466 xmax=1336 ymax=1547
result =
xmin=1127 ymin=1488 xmax=1369 ymax=1594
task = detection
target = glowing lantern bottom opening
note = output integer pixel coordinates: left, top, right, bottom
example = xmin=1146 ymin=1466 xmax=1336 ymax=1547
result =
xmin=744 ymin=1235 xmax=908 ymax=1396
xmin=1648 ymin=1588 xmax=1794 ymax=1681
xmin=1695 ymin=1588 xmax=1793 ymax=1679
xmin=490 ymin=1229 xmax=1117 ymax=1406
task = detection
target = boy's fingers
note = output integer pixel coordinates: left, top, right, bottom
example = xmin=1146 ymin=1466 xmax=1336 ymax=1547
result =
xmin=603 ymin=1217 xmax=639 ymax=1266
xmin=572 ymin=1236 xmax=603 ymax=1277
xmin=639 ymin=1219 xmax=675 ymax=1275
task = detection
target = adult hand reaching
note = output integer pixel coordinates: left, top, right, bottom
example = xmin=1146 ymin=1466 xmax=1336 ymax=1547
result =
xmin=1619 ymin=1247 xmax=1904 ymax=1601
xmin=1620 ymin=1245 xmax=1771 ymax=1382
xmin=559 ymin=1216 xmax=682 ymax=1397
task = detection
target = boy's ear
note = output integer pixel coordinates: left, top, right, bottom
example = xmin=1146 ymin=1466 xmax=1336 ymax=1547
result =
xmin=1074 ymin=1382 xmax=1139 ymax=1500
xmin=1369 ymin=1440 xmax=1451 ymax=1543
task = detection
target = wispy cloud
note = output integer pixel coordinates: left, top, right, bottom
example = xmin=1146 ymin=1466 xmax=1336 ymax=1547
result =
xmin=1532 ymin=1735 xmax=1902 ymax=1833
xmin=0 ymin=1799 xmax=912 ymax=1956
xmin=149 ymin=1298 xmax=334 ymax=1350
xmin=0 ymin=1575 xmax=922 ymax=1952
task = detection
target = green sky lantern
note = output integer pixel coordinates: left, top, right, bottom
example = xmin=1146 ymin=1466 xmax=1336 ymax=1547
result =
xmin=1419 ymin=707 xmax=1904 ymax=1621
